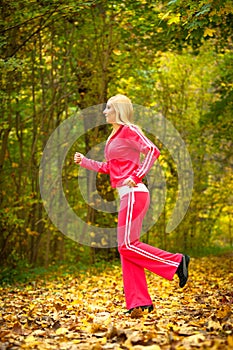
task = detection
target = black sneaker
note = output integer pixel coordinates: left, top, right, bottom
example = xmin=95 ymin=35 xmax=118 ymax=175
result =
xmin=125 ymin=304 xmax=154 ymax=314
xmin=176 ymin=255 xmax=190 ymax=288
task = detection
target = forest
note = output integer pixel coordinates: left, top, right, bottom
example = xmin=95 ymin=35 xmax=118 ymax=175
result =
xmin=0 ymin=0 xmax=233 ymax=278
xmin=0 ymin=1 xmax=233 ymax=349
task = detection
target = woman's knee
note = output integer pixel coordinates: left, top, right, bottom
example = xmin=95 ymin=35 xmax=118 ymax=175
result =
xmin=118 ymin=240 xmax=138 ymax=255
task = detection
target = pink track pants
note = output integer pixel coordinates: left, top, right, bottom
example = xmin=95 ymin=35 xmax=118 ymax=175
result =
xmin=117 ymin=190 xmax=183 ymax=310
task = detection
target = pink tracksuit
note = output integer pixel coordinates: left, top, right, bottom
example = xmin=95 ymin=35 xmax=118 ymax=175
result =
xmin=80 ymin=124 xmax=183 ymax=310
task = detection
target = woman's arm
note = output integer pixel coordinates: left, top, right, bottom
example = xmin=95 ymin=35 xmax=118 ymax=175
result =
xmin=74 ymin=152 xmax=110 ymax=174
xmin=127 ymin=126 xmax=160 ymax=184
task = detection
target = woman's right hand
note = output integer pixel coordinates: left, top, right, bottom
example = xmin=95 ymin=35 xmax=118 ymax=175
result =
xmin=74 ymin=152 xmax=84 ymax=164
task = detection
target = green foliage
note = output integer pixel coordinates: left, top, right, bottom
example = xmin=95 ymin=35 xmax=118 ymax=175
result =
xmin=0 ymin=0 xmax=232 ymax=270
xmin=165 ymin=0 xmax=233 ymax=49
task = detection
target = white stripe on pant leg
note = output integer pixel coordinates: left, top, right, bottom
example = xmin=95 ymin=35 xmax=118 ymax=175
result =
xmin=124 ymin=191 xmax=179 ymax=268
xmin=124 ymin=191 xmax=134 ymax=248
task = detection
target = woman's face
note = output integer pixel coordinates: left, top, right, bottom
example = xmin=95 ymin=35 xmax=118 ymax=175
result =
xmin=103 ymin=102 xmax=117 ymax=124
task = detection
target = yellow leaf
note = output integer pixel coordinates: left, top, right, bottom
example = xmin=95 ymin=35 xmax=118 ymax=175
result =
xmin=158 ymin=11 xmax=171 ymax=20
xmin=204 ymin=28 xmax=216 ymax=37
xmin=101 ymin=336 xmax=107 ymax=344
xmin=113 ymin=49 xmax=122 ymax=56
xmin=24 ymin=335 xmax=36 ymax=343
xmin=55 ymin=327 xmax=69 ymax=335
xmin=101 ymin=237 xmax=108 ymax=246
xmin=168 ymin=14 xmax=180 ymax=25
xmin=228 ymin=335 xmax=233 ymax=347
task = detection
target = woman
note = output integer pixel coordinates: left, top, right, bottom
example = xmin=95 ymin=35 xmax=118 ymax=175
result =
xmin=74 ymin=94 xmax=190 ymax=314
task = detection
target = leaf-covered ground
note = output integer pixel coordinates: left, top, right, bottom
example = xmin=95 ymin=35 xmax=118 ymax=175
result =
xmin=0 ymin=255 xmax=232 ymax=350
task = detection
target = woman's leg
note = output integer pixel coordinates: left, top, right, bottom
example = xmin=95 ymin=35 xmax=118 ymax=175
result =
xmin=118 ymin=191 xmax=183 ymax=310
xmin=120 ymin=255 xmax=152 ymax=310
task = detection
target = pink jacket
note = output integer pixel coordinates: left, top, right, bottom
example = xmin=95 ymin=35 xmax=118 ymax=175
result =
xmin=80 ymin=124 xmax=160 ymax=188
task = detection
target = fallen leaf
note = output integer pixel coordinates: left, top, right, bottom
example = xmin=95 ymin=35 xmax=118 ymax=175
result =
xmin=55 ymin=327 xmax=69 ymax=335
xmin=0 ymin=256 xmax=232 ymax=349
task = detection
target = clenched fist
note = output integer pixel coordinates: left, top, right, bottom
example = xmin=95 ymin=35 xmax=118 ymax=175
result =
xmin=74 ymin=152 xmax=84 ymax=164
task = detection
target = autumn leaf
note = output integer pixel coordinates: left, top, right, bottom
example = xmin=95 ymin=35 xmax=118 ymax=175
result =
xmin=0 ymin=256 xmax=232 ymax=349
xmin=204 ymin=28 xmax=216 ymax=37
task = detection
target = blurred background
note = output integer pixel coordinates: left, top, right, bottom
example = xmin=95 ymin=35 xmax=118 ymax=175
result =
xmin=0 ymin=0 xmax=232 ymax=283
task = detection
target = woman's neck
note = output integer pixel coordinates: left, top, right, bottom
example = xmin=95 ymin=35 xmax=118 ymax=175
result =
xmin=106 ymin=123 xmax=122 ymax=144
xmin=112 ymin=123 xmax=121 ymax=132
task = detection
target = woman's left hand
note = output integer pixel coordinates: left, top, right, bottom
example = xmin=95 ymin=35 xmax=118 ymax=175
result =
xmin=123 ymin=177 xmax=137 ymax=188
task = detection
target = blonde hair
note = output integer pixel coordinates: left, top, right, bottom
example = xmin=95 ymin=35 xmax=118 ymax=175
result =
xmin=108 ymin=94 xmax=133 ymax=125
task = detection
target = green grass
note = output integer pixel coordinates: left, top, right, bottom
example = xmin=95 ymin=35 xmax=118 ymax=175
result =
xmin=188 ymin=244 xmax=232 ymax=257
xmin=1 ymin=245 xmax=231 ymax=287
xmin=0 ymin=259 xmax=119 ymax=287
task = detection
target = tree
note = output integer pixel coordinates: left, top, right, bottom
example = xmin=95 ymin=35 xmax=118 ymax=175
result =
xmin=1 ymin=0 xmax=232 ymax=270
xmin=160 ymin=0 xmax=233 ymax=50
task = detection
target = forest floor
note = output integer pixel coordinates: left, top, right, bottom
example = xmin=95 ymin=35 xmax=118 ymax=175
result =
xmin=0 ymin=255 xmax=232 ymax=350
